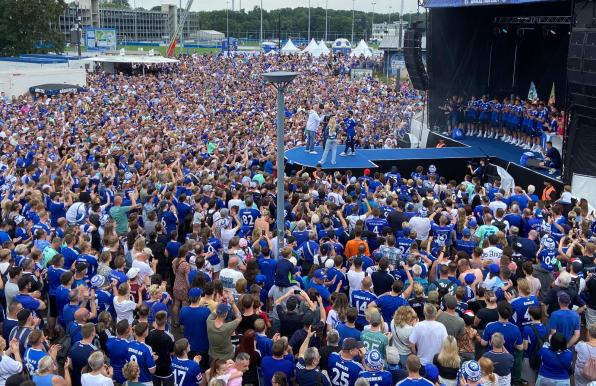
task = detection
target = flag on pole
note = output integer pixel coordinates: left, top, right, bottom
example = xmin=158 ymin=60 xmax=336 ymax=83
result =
xmin=549 ymin=82 xmax=556 ymax=105
xmin=528 ymin=81 xmax=538 ymax=102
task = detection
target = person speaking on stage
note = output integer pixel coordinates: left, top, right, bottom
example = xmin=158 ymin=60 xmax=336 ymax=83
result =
xmin=318 ymin=116 xmax=338 ymax=166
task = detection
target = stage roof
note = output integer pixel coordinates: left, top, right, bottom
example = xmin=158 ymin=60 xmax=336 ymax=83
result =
xmin=82 ymin=55 xmax=179 ymax=64
xmin=423 ymin=0 xmax=561 ymax=8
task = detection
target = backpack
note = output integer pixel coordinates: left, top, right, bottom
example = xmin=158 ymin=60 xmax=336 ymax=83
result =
xmin=56 ymin=322 xmax=81 ymax=367
xmin=528 ymin=324 xmax=548 ymax=370
xmin=580 ymin=343 xmax=596 ymax=381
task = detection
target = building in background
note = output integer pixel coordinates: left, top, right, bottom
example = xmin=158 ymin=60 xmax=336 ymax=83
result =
xmin=58 ymin=0 xmax=207 ymax=44
xmin=371 ymin=21 xmax=408 ymax=43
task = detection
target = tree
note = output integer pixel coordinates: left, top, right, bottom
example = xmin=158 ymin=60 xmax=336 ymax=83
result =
xmin=0 ymin=0 xmax=67 ymax=56
xmin=102 ymin=0 xmax=130 ymax=9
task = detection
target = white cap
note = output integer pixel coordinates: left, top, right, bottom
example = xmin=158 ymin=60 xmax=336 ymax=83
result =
xmin=126 ymin=267 xmax=140 ymax=279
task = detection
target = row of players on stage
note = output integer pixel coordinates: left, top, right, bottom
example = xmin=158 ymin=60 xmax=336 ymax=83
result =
xmin=442 ymin=95 xmax=564 ymax=152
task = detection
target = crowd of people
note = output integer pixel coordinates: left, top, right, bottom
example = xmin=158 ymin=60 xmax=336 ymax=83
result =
xmin=0 ymin=52 xmax=593 ymax=386
xmin=441 ymin=95 xmax=564 ymax=173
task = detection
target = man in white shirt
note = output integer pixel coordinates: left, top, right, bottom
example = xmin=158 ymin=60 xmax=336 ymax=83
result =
xmin=408 ymin=209 xmax=432 ymax=242
xmin=131 ymin=250 xmax=155 ymax=286
xmin=219 ymin=256 xmax=245 ymax=294
xmin=305 ymin=103 xmax=324 ymax=154
xmin=488 ymin=193 xmax=508 ymax=215
xmin=408 ymin=303 xmax=448 ymax=365
xmin=482 ymin=235 xmax=503 ymax=264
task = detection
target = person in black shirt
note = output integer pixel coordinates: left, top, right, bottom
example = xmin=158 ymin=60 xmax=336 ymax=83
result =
xmin=539 ymin=141 xmax=562 ymax=172
xmin=275 ymin=291 xmax=310 ymax=339
xmin=146 ymin=311 xmax=175 ymax=386
xmin=238 ymin=295 xmax=262 ymax=335
xmin=371 ymin=258 xmax=395 ymax=296
xmin=295 ymin=328 xmax=332 ymax=386
xmin=318 ymin=329 xmax=340 ymax=373
xmin=387 ymin=201 xmax=407 ymax=233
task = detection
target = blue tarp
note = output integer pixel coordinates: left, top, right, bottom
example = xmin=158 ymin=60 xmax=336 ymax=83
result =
xmin=423 ymin=0 xmax=559 ymax=7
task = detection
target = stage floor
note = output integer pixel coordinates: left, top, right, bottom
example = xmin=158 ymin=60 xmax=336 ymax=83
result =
xmin=284 ymin=135 xmax=562 ymax=181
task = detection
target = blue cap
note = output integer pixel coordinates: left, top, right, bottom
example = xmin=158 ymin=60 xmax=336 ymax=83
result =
xmin=255 ymin=274 xmax=267 ymax=284
xmin=465 ymin=273 xmax=476 ymax=285
xmin=462 ymin=228 xmax=471 ymax=237
xmin=534 ymin=208 xmax=543 ymax=218
xmin=424 ymin=364 xmax=440 ymax=382
xmin=468 ymin=219 xmax=478 ymax=228
xmin=90 ymin=274 xmax=106 ymax=288
xmin=188 ymin=287 xmax=203 ymax=298
xmin=364 ymin=349 xmax=384 ymax=371
xmin=488 ymin=263 xmax=500 ymax=275
xmin=314 ymin=269 xmax=326 ymax=281
xmin=460 ymin=361 xmax=482 ymax=382
xmin=406 ymin=203 xmax=415 ymax=211
xmin=216 ymin=303 xmax=231 ymax=316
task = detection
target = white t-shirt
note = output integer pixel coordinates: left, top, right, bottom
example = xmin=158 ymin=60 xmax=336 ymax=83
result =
xmin=346 ymin=270 xmax=366 ymax=298
xmin=0 ymin=354 xmax=23 ymax=386
xmin=219 ymin=268 xmax=245 ymax=293
xmin=132 ymin=259 xmax=154 ymax=283
xmin=409 ymin=320 xmax=448 ymax=365
xmin=482 ymin=246 xmax=503 ymax=264
xmin=81 ymin=372 xmax=115 ymax=386
xmin=409 ymin=217 xmax=432 ymax=241
xmin=113 ymin=297 xmax=137 ymax=324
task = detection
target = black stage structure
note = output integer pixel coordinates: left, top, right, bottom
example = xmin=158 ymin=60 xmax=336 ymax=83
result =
xmin=423 ymin=0 xmax=596 ymax=186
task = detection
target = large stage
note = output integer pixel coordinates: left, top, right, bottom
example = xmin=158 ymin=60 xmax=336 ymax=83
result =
xmin=284 ymin=133 xmax=564 ymax=193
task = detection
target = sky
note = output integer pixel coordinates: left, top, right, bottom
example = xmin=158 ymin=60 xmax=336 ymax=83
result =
xmin=130 ymin=0 xmax=421 ymax=14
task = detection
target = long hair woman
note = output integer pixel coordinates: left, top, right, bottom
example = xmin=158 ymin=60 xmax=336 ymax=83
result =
xmin=479 ymin=357 xmax=499 ymax=386
xmin=236 ymin=329 xmax=261 ymax=386
xmin=433 ymin=336 xmax=461 ymax=386
xmin=390 ymin=306 xmax=417 ymax=367
xmin=326 ymin=292 xmax=349 ymax=330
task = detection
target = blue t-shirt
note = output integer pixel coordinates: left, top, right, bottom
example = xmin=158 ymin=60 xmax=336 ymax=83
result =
xmin=510 ymin=295 xmax=539 ymax=328
xmin=482 ymin=321 xmax=522 ymax=354
xmin=375 ymin=294 xmax=407 ymax=325
xmin=105 ymin=336 xmax=130 ymax=384
xmin=256 ymin=334 xmax=273 ymax=357
xmin=261 ymin=356 xmax=295 ymax=386
xmin=171 ymin=356 xmax=203 ymax=386
xmin=326 ymin=268 xmax=347 ymax=294
xmin=538 ymin=249 xmax=557 ymax=271
xmin=328 ymin=352 xmax=364 ymax=386
xmin=13 ymin=294 xmax=41 ymax=314
xmin=69 ymin=342 xmax=97 ymax=386
xmin=60 ymin=246 xmax=79 ymax=269
xmin=76 ymin=254 xmax=98 ymax=279
xmin=336 ymin=323 xmax=362 ymax=344
xmin=351 ymin=290 xmax=378 ymax=327
xmin=257 ymin=257 xmax=277 ymax=290
xmin=239 ymin=208 xmax=261 ymax=236
xmin=522 ymin=323 xmax=547 ymax=358
xmin=274 ymin=258 xmax=294 ymax=288
xmin=179 ymin=305 xmax=211 ymax=353
xmin=548 ymin=309 xmax=580 ymax=343
xmin=395 ymin=378 xmax=434 ymax=386
xmin=539 ymin=346 xmax=573 ymax=380
xmin=295 ymin=358 xmax=332 ymax=386
xmin=127 ymin=340 xmax=157 ymax=382
xmin=366 ymin=217 xmax=389 ymax=237
xmin=24 ymin=347 xmax=46 ymax=374
xmin=46 ymin=266 xmax=68 ymax=296
xmin=309 ymin=282 xmax=331 ymax=307
xmin=359 ymin=370 xmax=393 ymax=386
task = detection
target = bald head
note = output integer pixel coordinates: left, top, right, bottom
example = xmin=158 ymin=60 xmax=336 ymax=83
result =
xmin=362 ymin=276 xmax=372 ymax=290
xmin=228 ymin=256 xmax=239 ymax=269
xmin=74 ymin=308 xmax=88 ymax=323
xmin=114 ymin=195 xmax=123 ymax=206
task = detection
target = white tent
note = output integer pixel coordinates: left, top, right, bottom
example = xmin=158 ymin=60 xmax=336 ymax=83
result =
xmin=302 ymin=38 xmax=326 ymax=57
xmin=351 ymin=39 xmax=372 ymax=58
xmin=318 ymin=40 xmax=330 ymax=55
xmin=280 ymin=39 xmax=301 ymax=55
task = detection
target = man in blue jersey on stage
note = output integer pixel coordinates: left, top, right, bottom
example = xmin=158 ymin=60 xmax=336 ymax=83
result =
xmin=340 ymin=110 xmax=357 ymax=156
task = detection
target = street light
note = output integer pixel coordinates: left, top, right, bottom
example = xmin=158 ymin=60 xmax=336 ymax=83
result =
xmin=325 ymin=0 xmax=328 ymax=42
xmin=389 ymin=6 xmax=392 ymax=24
xmin=308 ymin=0 xmax=311 ymax=41
xmin=372 ymin=1 xmax=377 ymax=38
xmin=351 ymin=0 xmax=355 ymax=43
xmin=226 ymin=0 xmax=230 ymax=56
xmin=260 ymin=0 xmax=263 ymax=50
xmin=261 ymin=71 xmax=298 ymax=252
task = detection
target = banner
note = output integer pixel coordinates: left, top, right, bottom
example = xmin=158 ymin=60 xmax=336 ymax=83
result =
xmin=528 ymin=81 xmax=538 ymax=102
xmin=84 ymin=28 xmax=117 ymax=51
xmin=423 ymin=0 xmax=560 ymax=7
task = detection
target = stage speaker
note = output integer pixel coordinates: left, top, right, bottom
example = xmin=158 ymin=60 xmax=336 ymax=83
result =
xmin=404 ymin=28 xmax=428 ymax=91
xmin=567 ymin=28 xmax=596 ymax=118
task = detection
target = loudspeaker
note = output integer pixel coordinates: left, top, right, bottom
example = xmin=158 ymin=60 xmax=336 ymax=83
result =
xmin=404 ymin=28 xmax=428 ymax=91
xmin=567 ymin=28 xmax=596 ymax=118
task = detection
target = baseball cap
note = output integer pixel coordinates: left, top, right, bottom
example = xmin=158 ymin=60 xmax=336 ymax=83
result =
xmin=90 ymin=274 xmax=106 ymax=288
xmin=464 ymin=273 xmax=476 ymax=285
xmin=406 ymin=203 xmax=415 ymax=212
xmin=557 ymin=291 xmax=571 ymax=305
xmin=255 ymin=274 xmax=267 ymax=284
xmin=571 ymin=260 xmax=584 ymax=273
xmin=342 ymin=338 xmax=364 ymax=351
xmin=188 ymin=287 xmax=203 ymax=298
xmin=424 ymin=364 xmax=440 ymax=382
xmin=488 ymin=263 xmax=500 ymax=275
xmin=126 ymin=267 xmax=140 ymax=279
xmin=216 ymin=303 xmax=231 ymax=316
xmin=460 ymin=361 xmax=482 ymax=382
xmin=534 ymin=208 xmax=543 ymax=218
xmin=364 ymin=349 xmax=384 ymax=371
xmin=17 ymin=309 xmax=31 ymax=323
xmin=314 ymin=269 xmax=326 ymax=281
xmin=462 ymin=228 xmax=471 ymax=237
xmin=468 ymin=219 xmax=478 ymax=228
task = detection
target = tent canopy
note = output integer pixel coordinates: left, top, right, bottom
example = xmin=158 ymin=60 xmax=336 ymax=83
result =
xmin=351 ymin=39 xmax=373 ymax=58
xmin=29 ymin=84 xmax=84 ymax=96
xmin=303 ymin=38 xmax=325 ymax=57
xmin=318 ymin=40 xmax=330 ymax=55
xmin=280 ymin=39 xmax=301 ymax=54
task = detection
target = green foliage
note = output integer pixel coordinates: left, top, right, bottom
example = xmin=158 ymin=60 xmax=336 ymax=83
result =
xmin=195 ymin=7 xmax=426 ymax=39
xmin=102 ymin=0 xmax=130 ymax=9
xmin=0 ymin=0 xmax=67 ymax=56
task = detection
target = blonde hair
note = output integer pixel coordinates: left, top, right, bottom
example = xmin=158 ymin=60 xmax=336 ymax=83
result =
xmin=393 ymin=306 xmax=417 ymax=328
xmin=123 ymin=360 xmax=140 ymax=381
xmin=479 ymin=357 xmax=497 ymax=384
xmin=517 ymin=278 xmax=530 ymax=295
xmin=437 ymin=336 xmax=460 ymax=369
xmin=328 ymin=117 xmax=337 ymax=136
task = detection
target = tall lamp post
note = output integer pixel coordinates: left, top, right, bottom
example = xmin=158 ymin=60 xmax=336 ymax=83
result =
xmin=262 ymin=71 xmax=298 ymax=252
xmin=351 ymin=0 xmax=355 ymax=43
xmin=371 ymin=1 xmax=377 ymax=41
xmin=308 ymin=0 xmax=311 ymax=41
xmin=325 ymin=0 xmax=328 ymax=42
xmin=260 ymin=0 xmax=263 ymax=49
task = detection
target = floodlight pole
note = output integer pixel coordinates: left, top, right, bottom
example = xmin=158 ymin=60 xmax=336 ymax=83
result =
xmin=308 ymin=0 xmax=311 ymax=41
xmin=260 ymin=0 xmax=263 ymax=49
xmin=325 ymin=0 xmax=328 ymax=42
xmin=262 ymin=71 xmax=298 ymax=253
xmin=351 ymin=0 xmax=356 ymax=43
